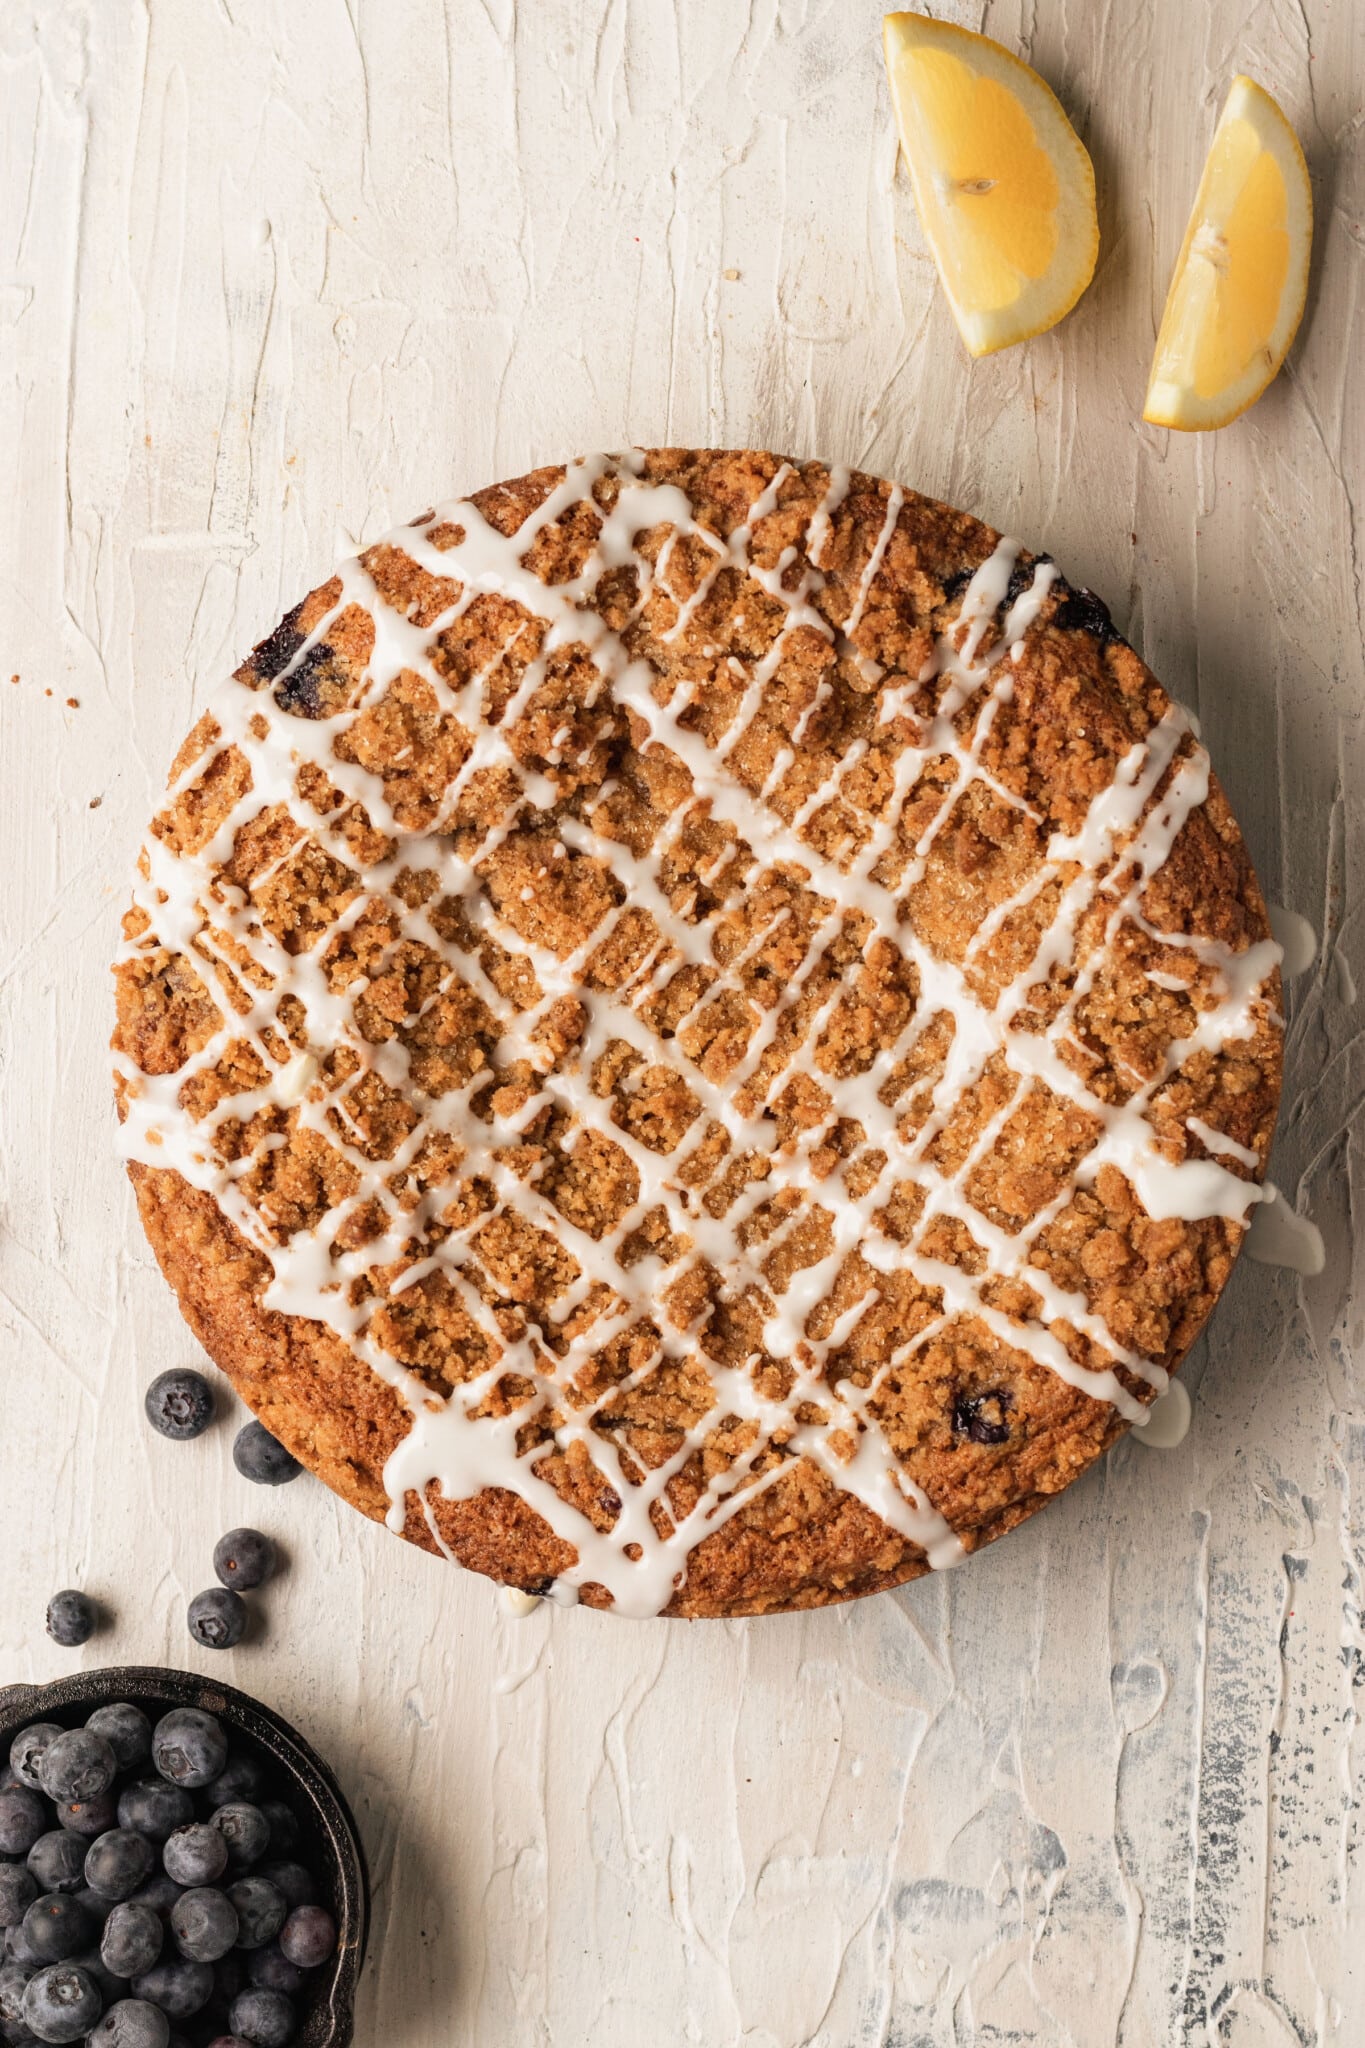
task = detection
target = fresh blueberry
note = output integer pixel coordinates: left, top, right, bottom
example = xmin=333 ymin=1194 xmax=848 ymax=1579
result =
xmin=87 ymin=2000 xmax=171 ymax=2048
xmin=84 ymin=1831 xmax=154 ymax=1904
xmin=19 ymin=1897 xmax=93 ymax=1966
xmin=252 ymin=1866 xmax=313 ymax=1914
xmin=151 ymin=1712 xmax=227 ymax=1792
xmin=84 ymin=1706 xmax=152 ymax=1774
xmin=226 ymin=1988 xmax=294 ymax=2047
xmin=0 ymin=1869 xmax=38 ymax=1932
xmin=243 ymin=1944 xmax=303 ymax=1995
xmin=256 ymin=1805 xmax=299 ymax=1861
xmin=7 ymin=1729 xmax=60 ymax=1796
xmin=0 ymin=1958 xmax=35 ymax=2027
xmin=43 ymin=1593 xmax=95 ymax=1651
xmin=52 ymin=1791 xmax=117 ymax=1840
xmin=277 ymin=1905 xmax=334 ymax=1970
xmin=128 ymin=1956 xmax=213 ymax=2020
xmin=37 ymin=1731 xmax=115 ymax=1807
xmin=169 ymin=1889 xmax=237 ymax=1965
xmin=124 ymin=1876 xmax=181 ymax=1926
xmin=212 ymin=1530 xmax=275 ymax=1593
xmin=208 ymin=1806 xmax=269 ymax=1874
xmin=223 ymin=1879 xmax=285 ymax=1953
xmin=4 ymin=1916 xmax=42 ymax=1966
xmin=0 ymin=1792 xmax=48 ymax=1860
xmin=231 ymin=1425 xmax=300 ymax=1488
xmin=162 ymin=1827 xmax=227 ymax=1890
xmin=116 ymin=1780 xmax=192 ymax=1846
xmin=144 ymin=1369 xmax=215 ymax=1441
xmin=202 ymin=1756 xmax=269 ymax=1812
xmin=20 ymin=1961 xmax=101 ymax=2042
xmin=100 ymin=1902 xmax=163 ymax=1980
xmin=187 ymin=1590 xmax=247 ymax=1653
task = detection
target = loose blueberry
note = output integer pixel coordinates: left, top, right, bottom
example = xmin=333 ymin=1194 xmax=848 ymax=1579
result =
xmin=223 ymin=1879 xmax=285 ymax=1953
xmin=23 ymin=1843 xmax=78 ymax=1907
xmin=0 ymin=1959 xmax=35 ymax=2027
xmin=43 ymin=1593 xmax=95 ymax=1651
xmin=187 ymin=1590 xmax=247 ymax=1653
xmin=256 ymin=1805 xmax=299 ymax=1861
xmin=20 ymin=1960 xmax=100 ymax=2042
xmin=151 ymin=1712 xmax=227 ymax=1792
xmin=37 ymin=1731 xmax=115 ymax=1807
xmin=128 ymin=1956 xmax=213 ymax=2020
xmin=212 ymin=1530 xmax=275 ymax=1593
xmin=116 ymin=1781 xmax=192 ymax=1846
xmin=4 ymin=1917 xmax=42 ymax=1966
xmin=277 ymin=1905 xmax=334 ymax=1970
xmin=169 ymin=1889 xmax=237 ymax=1965
xmin=52 ymin=1791 xmax=117 ymax=1840
xmin=242 ymin=1943 xmax=304 ymax=1996
xmin=7 ymin=1730 xmax=61 ymax=1797
xmin=252 ymin=1866 xmax=313 ymax=1914
xmin=208 ymin=1806 xmax=269 ymax=1874
xmin=0 ymin=1792 xmax=48 ymax=1860
xmin=84 ymin=1832 xmax=155 ymax=1904
xmin=84 ymin=1706 xmax=152 ymax=1774
xmin=202 ymin=1756 xmax=269 ymax=1812
xmin=100 ymin=1902 xmax=163 ymax=1980
xmin=19 ymin=1898 xmax=93 ymax=1966
xmin=231 ymin=1425 xmax=300 ymax=1488
xmin=226 ymin=1988 xmax=294 ymax=2048
xmin=162 ymin=1827 xmax=227 ymax=1890
xmin=144 ymin=1369 xmax=215 ymax=1442
xmin=87 ymin=2000 xmax=171 ymax=2048
xmin=0 ymin=1870 xmax=38 ymax=1932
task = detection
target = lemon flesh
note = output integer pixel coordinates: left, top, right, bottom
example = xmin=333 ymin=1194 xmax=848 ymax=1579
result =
xmin=1144 ymin=77 xmax=1311 ymax=431
xmin=883 ymin=12 xmax=1098 ymax=357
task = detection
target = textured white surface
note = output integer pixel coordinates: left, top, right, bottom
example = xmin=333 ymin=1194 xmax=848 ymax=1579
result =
xmin=1 ymin=2 xmax=1362 ymax=2042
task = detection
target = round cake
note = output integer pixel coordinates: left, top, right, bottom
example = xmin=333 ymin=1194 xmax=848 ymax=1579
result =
xmin=113 ymin=449 xmax=1283 ymax=1618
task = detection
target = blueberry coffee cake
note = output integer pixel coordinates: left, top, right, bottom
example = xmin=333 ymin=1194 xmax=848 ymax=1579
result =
xmin=113 ymin=450 xmax=1282 ymax=1617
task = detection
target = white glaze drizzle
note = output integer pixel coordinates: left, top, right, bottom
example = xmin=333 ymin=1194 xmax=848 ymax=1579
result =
xmin=114 ymin=452 xmax=1282 ymax=1614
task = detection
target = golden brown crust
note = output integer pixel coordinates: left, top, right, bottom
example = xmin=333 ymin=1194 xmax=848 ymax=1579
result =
xmin=114 ymin=450 xmax=1282 ymax=1618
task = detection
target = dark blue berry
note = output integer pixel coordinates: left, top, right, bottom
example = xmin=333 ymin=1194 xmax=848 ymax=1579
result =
xmin=4 ymin=1917 xmax=42 ymax=1966
xmin=152 ymin=1712 xmax=227 ymax=1792
xmin=84 ymin=1831 xmax=155 ymax=1904
xmin=88 ymin=2001 xmax=170 ymax=2048
xmin=0 ymin=1959 xmax=35 ymax=2027
xmin=243 ymin=1944 xmax=303 ymax=1995
xmin=19 ymin=1898 xmax=92 ymax=1966
xmin=0 ymin=1869 xmax=38 ymax=1932
xmin=253 ymin=1866 xmax=313 ymax=1913
xmin=7 ymin=1729 xmax=61 ymax=1796
xmin=0 ymin=1792 xmax=48 ymax=1859
xmin=84 ymin=1706 xmax=151 ymax=1773
xmin=187 ymin=1590 xmax=247 ymax=1653
xmin=116 ymin=1780 xmax=191 ymax=1846
xmin=128 ymin=1955 xmax=213 ymax=2020
xmin=212 ymin=1530 xmax=275 ymax=1592
xmin=223 ymin=1879 xmax=285 ymax=1952
xmin=100 ymin=1902 xmax=163 ymax=1980
xmin=21 ymin=1961 xmax=101 ymax=2043
xmin=37 ymin=1731 xmax=115 ymax=1806
xmin=209 ymin=1806 xmax=269 ymax=1873
xmin=202 ymin=1756 xmax=268 ymax=1812
xmin=277 ymin=1905 xmax=334 ymax=1969
xmin=257 ymin=1805 xmax=298 ymax=1861
xmin=169 ymin=1889 xmax=237 ymax=1965
xmin=52 ymin=1791 xmax=117 ymax=1839
xmin=143 ymin=1369 xmax=215 ymax=1441
xmin=162 ymin=1827 xmax=227 ymax=1890
xmin=232 ymin=1423 xmax=301 ymax=1487
xmin=227 ymin=1987 xmax=294 ymax=2047
xmin=44 ymin=1592 xmax=95 ymax=1650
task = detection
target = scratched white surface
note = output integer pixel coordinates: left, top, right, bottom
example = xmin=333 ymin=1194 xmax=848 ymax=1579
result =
xmin=2 ymin=3 xmax=1363 ymax=2043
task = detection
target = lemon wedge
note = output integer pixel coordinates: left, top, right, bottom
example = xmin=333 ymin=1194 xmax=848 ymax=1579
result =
xmin=882 ymin=12 xmax=1099 ymax=357
xmin=1144 ymin=77 xmax=1311 ymax=431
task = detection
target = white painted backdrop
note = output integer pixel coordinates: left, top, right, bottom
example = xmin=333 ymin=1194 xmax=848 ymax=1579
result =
xmin=2 ymin=2 xmax=1362 ymax=2042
